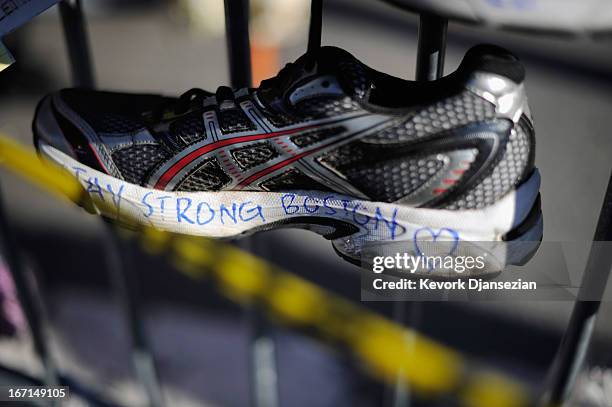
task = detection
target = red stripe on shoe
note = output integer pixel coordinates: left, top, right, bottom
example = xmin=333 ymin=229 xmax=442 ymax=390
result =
xmin=154 ymin=125 xmax=314 ymax=189
xmin=235 ymin=118 xmax=392 ymax=189
xmin=433 ymin=188 xmax=447 ymax=195
xmin=236 ymin=146 xmax=324 ymax=188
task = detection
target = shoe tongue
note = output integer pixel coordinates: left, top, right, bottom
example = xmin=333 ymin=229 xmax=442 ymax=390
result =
xmin=260 ymin=47 xmax=371 ymax=105
xmin=314 ymin=46 xmax=371 ymax=98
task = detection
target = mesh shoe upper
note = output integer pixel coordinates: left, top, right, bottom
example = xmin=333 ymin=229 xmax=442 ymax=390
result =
xmin=35 ymin=45 xmax=535 ymax=210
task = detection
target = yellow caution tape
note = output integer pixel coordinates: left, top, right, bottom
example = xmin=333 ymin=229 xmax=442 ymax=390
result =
xmin=461 ymin=371 xmax=530 ymax=407
xmin=0 ymin=136 xmax=83 ymax=202
xmin=0 ymin=134 xmax=532 ymax=406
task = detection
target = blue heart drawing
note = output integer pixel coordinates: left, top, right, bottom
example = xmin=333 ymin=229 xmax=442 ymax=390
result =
xmin=412 ymin=227 xmax=460 ymax=258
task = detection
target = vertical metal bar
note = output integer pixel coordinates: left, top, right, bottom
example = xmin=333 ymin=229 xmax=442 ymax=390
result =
xmin=386 ymin=14 xmax=448 ymax=407
xmin=0 ymin=189 xmax=60 ymax=400
xmin=307 ymin=0 xmax=323 ymax=54
xmin=385 ymin=299 xmax=424 ymax=407
xmin=223 ymin=2 xmax=279 ymax=406
xmin=249 ymin=309 xmax=279 ymax=407
xmin=384 ymin=301 xmax=407 ymax=407
xmin=103 ymin=223 xmax=165 ymax=407
xmin=544 ymin=172 xmax=612 ymax=405
xmin=415 ymin=14 xmax=447 ymax=82
xmin=58 ymin=0 xmax=95 ymax=88
xmin=58 ymin=3 xmax=163 ymax=405
xmin=224 ymin=0 xmax=252 ymax=89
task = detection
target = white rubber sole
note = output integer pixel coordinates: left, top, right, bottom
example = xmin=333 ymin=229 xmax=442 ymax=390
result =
xmin=40 ymin=143 xmax=542 ymax=274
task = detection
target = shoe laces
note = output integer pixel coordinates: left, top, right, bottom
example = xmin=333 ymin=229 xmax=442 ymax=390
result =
xmin=150 ymin=88 xmax=212 ymax=121
xmin=149 ymin=52 xmax=317 ymax=121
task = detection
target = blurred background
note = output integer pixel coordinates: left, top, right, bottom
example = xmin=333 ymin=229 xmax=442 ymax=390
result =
xmin=0 ymin=0 xmax=612 ymax=405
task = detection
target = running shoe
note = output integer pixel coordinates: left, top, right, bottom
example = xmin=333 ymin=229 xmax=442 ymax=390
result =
xmin=33 ymin=44 xmax=542 ymax=275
